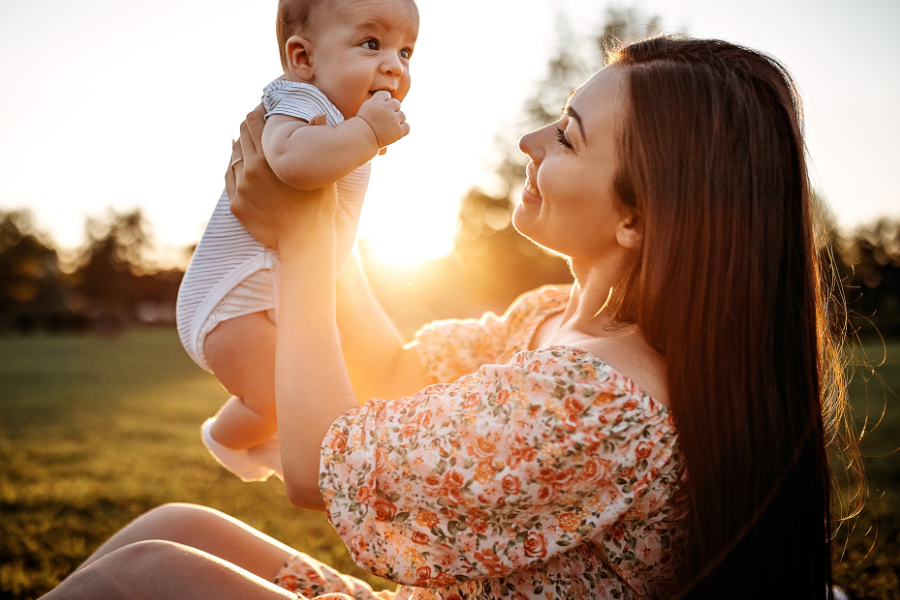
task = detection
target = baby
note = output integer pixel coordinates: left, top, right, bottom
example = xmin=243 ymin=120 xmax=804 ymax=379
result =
xmin=176 ymin=0 xmax=418 ymax=480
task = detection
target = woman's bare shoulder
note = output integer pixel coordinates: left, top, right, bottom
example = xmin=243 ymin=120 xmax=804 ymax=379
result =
xmin=566 ymin=334 xmax=669 ymax=408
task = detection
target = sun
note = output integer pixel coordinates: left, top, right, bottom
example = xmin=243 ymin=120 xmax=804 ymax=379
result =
xmin=361 ymin=227 xmax=455 ymax=267
xmin=356 ymin=191 xmax=459 ymax=267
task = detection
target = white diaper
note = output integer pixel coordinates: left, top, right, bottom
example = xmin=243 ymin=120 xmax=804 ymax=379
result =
xmin=193 ymin=266 xmax=280 ymax=371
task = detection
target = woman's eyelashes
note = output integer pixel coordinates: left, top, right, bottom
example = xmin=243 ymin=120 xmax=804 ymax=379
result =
xmin=556 ymin=126 xmax=574 ymax=150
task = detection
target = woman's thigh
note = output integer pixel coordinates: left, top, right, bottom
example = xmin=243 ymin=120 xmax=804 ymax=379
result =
xmin=77 ymin=503 xmax=298 ymax=581
xmin=44 ymin=540 xmax=300 ymax=600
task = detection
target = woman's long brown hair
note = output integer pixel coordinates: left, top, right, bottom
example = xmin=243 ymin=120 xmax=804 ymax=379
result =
xmin=604 ymin=37 xmax=862 ymax=597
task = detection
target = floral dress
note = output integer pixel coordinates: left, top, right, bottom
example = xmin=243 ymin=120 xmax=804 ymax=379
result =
xmin=274 ymin=286 xmax=687 ymax=600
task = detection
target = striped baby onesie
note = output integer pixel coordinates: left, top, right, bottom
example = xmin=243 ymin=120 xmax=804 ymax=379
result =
xmin=176 ymin=80 xmax=371 ymax=372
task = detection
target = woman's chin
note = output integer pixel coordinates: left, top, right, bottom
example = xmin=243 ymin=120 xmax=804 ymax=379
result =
xmin=511 ymin=204 xmax=535 ymax=233
xmin=511 ymin=207 xmax=547 ymax=248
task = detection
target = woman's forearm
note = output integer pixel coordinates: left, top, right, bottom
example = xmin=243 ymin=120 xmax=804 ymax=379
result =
xmin=275 ymin=241 xmax=358 ymax=510
xmin=336 ymin=256 xmax=428 ymax=403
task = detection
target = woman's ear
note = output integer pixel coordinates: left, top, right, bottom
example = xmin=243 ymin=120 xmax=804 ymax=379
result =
xmin=285 ymin=35 xmax=314 ymax=81
xmin=616 ymin=214 xmax=643 ymax=249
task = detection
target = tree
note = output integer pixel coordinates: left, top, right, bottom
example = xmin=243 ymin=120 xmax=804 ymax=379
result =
xmin=844 ymin=219 xmax=900 ymax=337
xmin=0 ymin=210 xmax=68 ymax=332
xmin=70 ymin=209 xmax=181 ymax=332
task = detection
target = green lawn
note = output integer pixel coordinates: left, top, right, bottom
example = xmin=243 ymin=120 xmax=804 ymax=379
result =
xmin=0 ymin=329 xmax=897 ymax=599
xmin=0 ymin=329 xmax=395 ymax=599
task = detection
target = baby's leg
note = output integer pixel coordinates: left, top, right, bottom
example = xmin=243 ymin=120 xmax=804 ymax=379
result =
xmin=205 ymin=311 xmax=278 ymax=450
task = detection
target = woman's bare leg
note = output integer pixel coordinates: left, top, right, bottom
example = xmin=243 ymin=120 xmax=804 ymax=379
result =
xmin=42 ymin=540 xmax=297 ymax=600
xmin=74 ymin=503 xmax=297 ymax=581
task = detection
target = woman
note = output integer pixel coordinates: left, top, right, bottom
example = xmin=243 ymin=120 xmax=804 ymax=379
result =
xmin=43 ymin=36 xmax=857 ymax=599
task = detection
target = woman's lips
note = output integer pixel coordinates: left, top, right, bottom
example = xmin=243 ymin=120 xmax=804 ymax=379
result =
xmin=523 ymin=171 xmax=542 ymax=204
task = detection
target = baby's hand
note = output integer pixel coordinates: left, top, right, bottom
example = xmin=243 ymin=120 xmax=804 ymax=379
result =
xmin=357 ymin=91 xmax=409 ymax=150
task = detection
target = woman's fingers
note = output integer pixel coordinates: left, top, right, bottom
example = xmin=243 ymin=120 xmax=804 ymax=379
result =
xmin=225 ymin=158 xmax=236 ymax=199
xmin=230 ymin=138 xmax=244 ymax=168
xmin=225 ymin=139 xmax=244 ymax=199
xmin=309 ymin=114 xmax=328 ymax=126
xmin=245 ymin=104 xmax=266 ymax=150
xmin=235 ymin=105 xmax=267 ymax=185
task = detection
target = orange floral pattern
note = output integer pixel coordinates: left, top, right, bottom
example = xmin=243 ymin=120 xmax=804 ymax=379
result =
xmin=277 ymin=286 xmax=687 ymax=600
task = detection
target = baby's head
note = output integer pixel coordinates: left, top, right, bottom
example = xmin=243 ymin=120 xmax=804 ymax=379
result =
xmin=276 ymin=0 xmax=419 ymax=119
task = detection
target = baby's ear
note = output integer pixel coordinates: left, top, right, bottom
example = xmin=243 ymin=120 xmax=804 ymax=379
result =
xmin=285 ymin=36 xmax=314 ymax=81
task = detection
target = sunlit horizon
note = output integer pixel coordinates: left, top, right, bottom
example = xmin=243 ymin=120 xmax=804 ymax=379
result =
xmin=362 ymin=231 xmax=457 ymax=268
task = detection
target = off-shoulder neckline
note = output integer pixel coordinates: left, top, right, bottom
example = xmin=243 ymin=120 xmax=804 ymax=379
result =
xmin=525 ymin=344 xmax=669 ymax=415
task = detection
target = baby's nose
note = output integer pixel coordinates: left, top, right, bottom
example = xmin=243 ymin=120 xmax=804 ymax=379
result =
xmin=381 ymin=54 xmax=404 ymax=76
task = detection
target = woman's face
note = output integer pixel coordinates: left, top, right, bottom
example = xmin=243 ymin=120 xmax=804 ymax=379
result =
xmin=513 ymin=66 xmax=633 ymax=264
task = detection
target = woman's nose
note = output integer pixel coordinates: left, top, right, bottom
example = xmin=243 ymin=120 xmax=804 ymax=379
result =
xmin=519 ymin=126 xmax=545 ymax=162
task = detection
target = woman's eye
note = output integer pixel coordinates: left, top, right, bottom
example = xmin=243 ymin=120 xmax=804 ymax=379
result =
xmin=556 ymin=126 xmax=574 ymax=150
xmin=362 ymin=39 xmax=379 ymax=51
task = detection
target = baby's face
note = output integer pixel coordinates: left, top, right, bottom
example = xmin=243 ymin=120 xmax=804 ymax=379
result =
xmin=307 ymin=0 xmax=418 ymax=119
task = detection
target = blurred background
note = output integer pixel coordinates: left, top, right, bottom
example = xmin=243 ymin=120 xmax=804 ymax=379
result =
xmin=1 ymin=0 xmax=899 ymax=598
xmin=0 ymin=0 xmax=898 ymax=335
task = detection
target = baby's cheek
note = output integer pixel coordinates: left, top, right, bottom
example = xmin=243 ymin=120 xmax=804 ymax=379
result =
xmin=397 ymin=76 xmax=412 ymax=101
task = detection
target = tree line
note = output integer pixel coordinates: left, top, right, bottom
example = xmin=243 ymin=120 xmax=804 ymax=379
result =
xmin=0 ymin=209 xmax=182 ymax=333
xmin=1 ymin=197 xmax=897 ymax=340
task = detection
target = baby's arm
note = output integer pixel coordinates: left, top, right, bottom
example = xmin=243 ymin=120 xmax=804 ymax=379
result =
xmin=262 ymin=91 xmax=409 ymax=190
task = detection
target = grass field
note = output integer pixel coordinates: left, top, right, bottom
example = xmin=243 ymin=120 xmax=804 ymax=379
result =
xmin=0 ymin=328 xmax=395 ymax=599
xmin=0 ymin=329 xmax=897 ymax=599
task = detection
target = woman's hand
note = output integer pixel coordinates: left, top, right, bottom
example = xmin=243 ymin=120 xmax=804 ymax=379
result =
xmin=227 ymin=107 xmax=337 ymax=257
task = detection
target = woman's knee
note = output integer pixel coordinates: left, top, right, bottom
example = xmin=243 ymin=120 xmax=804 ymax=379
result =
xmin=143 ymin=502 xmax=221 ymax=522
xmin=111 ymin=539 xmax=188 ymax=566
xmin=137 ymin=503 xmax=233 ymax=542
xmin=78 ymin=541 xmax=225 ymax=598
xmin=44 ymin=542 xmax=188 ymax=599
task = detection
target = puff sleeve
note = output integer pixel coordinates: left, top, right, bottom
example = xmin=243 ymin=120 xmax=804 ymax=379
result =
xmin=319 ymin=347 xmax=678 ymax=588
xmin=412 ymin=285 xmax=570 ymax=384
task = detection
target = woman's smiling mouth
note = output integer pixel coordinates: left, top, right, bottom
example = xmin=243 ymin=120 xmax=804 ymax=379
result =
xmin=523 ymin=169 xmax=542 ymax=204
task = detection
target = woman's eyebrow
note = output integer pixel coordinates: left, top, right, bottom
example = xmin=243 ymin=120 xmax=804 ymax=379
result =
xmin=566 ymin=106 xmax=586 ymax=144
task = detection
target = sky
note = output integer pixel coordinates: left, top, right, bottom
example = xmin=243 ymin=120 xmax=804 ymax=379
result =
xmin=0 ymin=0 xmax=898 ymax=267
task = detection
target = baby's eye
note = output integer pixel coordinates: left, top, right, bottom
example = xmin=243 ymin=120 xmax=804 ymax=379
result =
xmin=400 ymin=48 xmax=411 ymax=59
xmin=362 ymin=39 xmax=379 ymax=51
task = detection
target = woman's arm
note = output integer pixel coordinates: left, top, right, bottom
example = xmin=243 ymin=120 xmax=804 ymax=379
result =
xmin=227 ymin=107 xmax=425 ymax=508
xmin=229 ymin=108 xmax=355 ymax=509
xmin=336 ymin=256 xmax=428 ymax=404
xmin=274 ymin=228 xmax=357 ymax=509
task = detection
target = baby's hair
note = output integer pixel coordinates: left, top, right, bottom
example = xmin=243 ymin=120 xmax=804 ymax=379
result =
xmin=276 ymin=0 xmax=329 ymax=70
